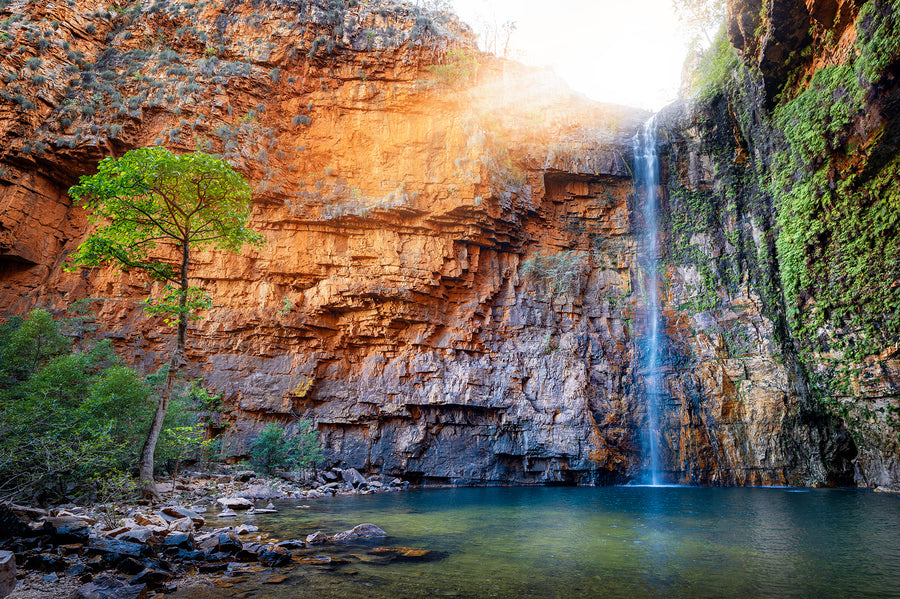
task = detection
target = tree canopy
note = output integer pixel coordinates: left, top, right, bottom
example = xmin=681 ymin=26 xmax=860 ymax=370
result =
xmin=68 ymin=146 xmax=263 ymax=498
xmin=69 ymin=146 xmax=262 ymax=282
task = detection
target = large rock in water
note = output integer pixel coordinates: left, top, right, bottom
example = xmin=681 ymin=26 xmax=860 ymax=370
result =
xmin=0 ymin=551 xmax=15 ymax=599
xmin=332 ymin=524 xmax=387 ymax=541
xmin=216 ymin=497 xmax=254 ymax=510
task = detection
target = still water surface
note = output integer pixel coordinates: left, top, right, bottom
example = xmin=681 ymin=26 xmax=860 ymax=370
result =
xmin=178 ymin=486 xmax=900 ymax=599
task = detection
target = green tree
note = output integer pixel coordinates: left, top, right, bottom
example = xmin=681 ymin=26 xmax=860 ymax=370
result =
xmin=249 ymin=420 xmax=324 ymax=474
xmin=0 ymin=309 xmax=153 ymax=503
xmin=68 ymin=147 xmax=264 ymax=499
xmin=161 ymin=424 xmax=210 ymax=499
xmin=672 ymin=0 xmax=726 ymax=44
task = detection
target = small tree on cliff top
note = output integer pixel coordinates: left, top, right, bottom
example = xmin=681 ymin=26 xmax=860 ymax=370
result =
xmin=68 ymin=146 xmax=264 ymax=499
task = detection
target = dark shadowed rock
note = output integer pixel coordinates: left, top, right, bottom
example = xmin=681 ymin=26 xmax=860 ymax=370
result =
xmin=87 ymin=539 xmax=151 ymax=560
xmin=0 ymin=506 xmax=29 ymax=539
xmin=233 ymin=471 xmax=255 ymax=483
xmin=127 ymin=568 xmax=171 ymax=588
xmin=0 ymin=551 xmax=15 ymax=599
xmin=215 ymin=533 xmax=242 ymax=554
xmin=70 ymin=575 xmax=147 ymax=599
xmin=24 ymin=553 xmax=67 ymax=572
xmin=162 ymin=532 xmax=193 ymax=551
xmin=257 ymin=545 xmax=291 ymax=567
xmin=42 ymin=517 xmax=90 ymax=544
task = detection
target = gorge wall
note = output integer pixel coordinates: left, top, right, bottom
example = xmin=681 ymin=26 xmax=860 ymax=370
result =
xmin=0 ymin=0 xmax=896 ymax=488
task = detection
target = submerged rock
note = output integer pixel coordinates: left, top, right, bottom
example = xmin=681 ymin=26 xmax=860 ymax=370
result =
xmin=331 ymin=523 xmax=387 ymax=541
xmin=256 ymin=545 xmax=292 ymax=567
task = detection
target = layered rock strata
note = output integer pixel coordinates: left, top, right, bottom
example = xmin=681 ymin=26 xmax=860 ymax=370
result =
xmin=1 ymin=0 xmax=894 ymax=487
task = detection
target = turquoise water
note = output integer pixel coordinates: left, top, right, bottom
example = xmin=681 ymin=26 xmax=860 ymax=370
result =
xmin=179 ymin=486 xmax=900 ymax=598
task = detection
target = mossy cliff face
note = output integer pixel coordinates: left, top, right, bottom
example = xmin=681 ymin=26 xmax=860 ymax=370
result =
xmin=655 ymin=0 xmax=900 ymax=488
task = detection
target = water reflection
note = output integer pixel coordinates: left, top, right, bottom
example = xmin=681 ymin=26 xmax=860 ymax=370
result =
xmin=175 ymin=487 xmax=900 ymax=599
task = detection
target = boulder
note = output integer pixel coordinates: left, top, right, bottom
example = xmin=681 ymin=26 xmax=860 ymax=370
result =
xmin=331 ymin=523 xmax=387 ymax=541
xmin=0 ymin=551 xmax=15 ymax=599
xmin=215 ymin=533 xmax=242 ymax=554
xmin=305 ymin=531 xmax=327 ymax=544
xmin=5 ymin=503 xmax=48 ymax=524
xmin=168 ymin=518 xmax=194 ymax=533
xmin=217 ymin=509 xmax=237 ymax=518
xmin=128 ymin=567 xmax=171 ymax=588
xmin=275 ymin=539 xmax=306 ymax=549
xmin=239 ymin=485 xmax=281 ymax=500
xmin=133 ymin=514 xmax=167 ymax=528
xmin=197 ymin=562 xmax=227 ymax=574
xmin=233 ymin=471 xmax=255 ymax=483
xmin=24 ymin=553 xmax=67 ymax=572
xmin=235 ymin=543 xmax=261 ymax=562
xmin=41 ymin=517 xmax=90 ymax=543
xmin=234 ymin=524 xmax=258 ymax=535
xmin=70 ymin=575 xmax=147 ymax=599
xmin=256 ymin=545 xmax=291 ymax=567
xmin=216 ymin=497 xmax=253 ymax=510
xmin=159 ymin=507 xmax=204 ymax=527
xmin=342 ymin=468 xmax=367 ymax=487
xmin=117 ymin=528 xmax=152 ymax=545
xmin=161 ymin=532 xmax=193 ymax=550
xmin=87 ymin=538 xmax=151 ymax=559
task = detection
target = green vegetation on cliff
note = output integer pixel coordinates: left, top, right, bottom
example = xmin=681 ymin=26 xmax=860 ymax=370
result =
xmin=672 ymin=0 xmax=900 ymax=470
xmin=771 ymin=1 xmax=900 ymax=369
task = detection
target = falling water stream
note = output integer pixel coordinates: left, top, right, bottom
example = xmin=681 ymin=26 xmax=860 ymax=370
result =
xmin=634 ymin=116 xmax=662 ymax=486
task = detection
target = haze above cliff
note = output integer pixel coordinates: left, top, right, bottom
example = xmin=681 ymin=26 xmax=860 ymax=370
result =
xmin=451 ymin=0 xmax=695 ymax=110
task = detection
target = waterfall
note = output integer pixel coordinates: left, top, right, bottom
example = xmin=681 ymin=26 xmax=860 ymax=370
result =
xmin=634 ymin=115 xmax=662 ymax=486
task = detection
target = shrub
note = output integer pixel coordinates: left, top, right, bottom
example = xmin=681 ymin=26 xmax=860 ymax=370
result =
xmin=25 ymin=57 xmax=42 ymax=70
xmin=249 ymin=421 xmax=323 ymax=474
xmin=426 ymin=48 xmax=478 ymax=88
xmin=0 ymin=309 xmax=154 ymax=503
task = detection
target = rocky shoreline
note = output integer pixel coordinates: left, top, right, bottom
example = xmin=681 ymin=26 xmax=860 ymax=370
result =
xmin=0 ymin=468 xmax=408 ymax=598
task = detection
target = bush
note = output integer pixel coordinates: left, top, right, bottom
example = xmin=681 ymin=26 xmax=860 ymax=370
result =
xmin=0 ymin=309 xmax=154 ymax=503
xmin=249 ymin=421 xmax=323 ymax=474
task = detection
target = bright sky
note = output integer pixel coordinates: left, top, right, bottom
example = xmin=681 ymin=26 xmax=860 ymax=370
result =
xmin=450 ymin=0 xmax=694 ymax=111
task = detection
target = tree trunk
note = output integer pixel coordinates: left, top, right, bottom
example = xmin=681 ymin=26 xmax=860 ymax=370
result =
xmin=138 ymin=241 xmax=191 ymax=500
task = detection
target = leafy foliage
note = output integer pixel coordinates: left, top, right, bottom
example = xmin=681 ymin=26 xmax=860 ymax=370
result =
xmin=68 ymin=146 xmax=263 ymax=285
xmin=683 ymin=25 xmax=739 ymax=103
xmin=0 ymin=309 xmax=153 ymax=503
xmin=770 ymin=0 xmax=900 ymax=374
xmin=249 ymin=421 xmax=324 ymax=474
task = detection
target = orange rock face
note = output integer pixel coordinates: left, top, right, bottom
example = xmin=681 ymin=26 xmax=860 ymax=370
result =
xmin=0 ymin=0 xmax=857 ymax=485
